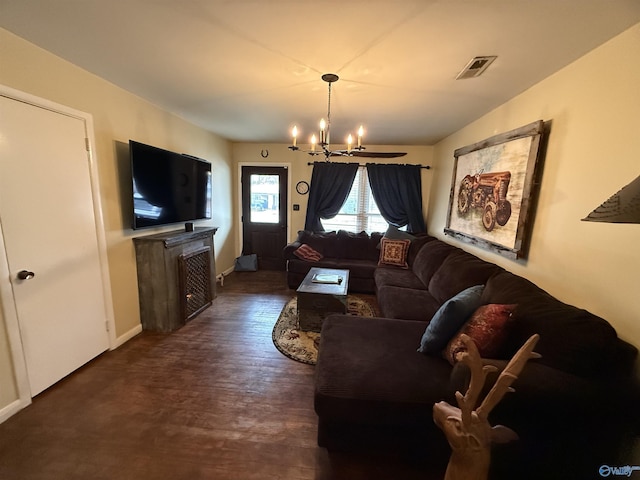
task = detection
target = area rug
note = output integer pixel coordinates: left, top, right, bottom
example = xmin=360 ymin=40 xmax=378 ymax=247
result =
xmin=272 ymin=296 xmax=377 ymax=365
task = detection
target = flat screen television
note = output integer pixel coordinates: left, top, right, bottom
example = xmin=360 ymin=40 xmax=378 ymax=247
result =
xmin=130 ymin=140 xmax=212 ymax=230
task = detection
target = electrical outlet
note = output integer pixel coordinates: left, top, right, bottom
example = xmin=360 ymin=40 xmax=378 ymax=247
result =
xmin=293 ymin=204 xmax=300 ymax=211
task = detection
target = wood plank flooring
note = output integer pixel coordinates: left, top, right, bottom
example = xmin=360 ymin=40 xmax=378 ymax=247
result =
xmin=0 ymin=270 xmax=443 ymax=480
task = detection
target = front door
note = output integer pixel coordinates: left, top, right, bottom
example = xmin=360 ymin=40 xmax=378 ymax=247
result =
xmin=241 ymin=166 xmax=288 ymax=270
xmin=0 ymin=94 xmax=110 ymax=396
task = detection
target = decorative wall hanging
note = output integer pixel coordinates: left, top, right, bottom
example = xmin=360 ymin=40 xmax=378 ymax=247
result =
xmin=444 ymin=120 xmax=546 ymax=259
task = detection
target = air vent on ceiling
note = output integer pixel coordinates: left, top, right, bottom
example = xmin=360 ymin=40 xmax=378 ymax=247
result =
xmin=456 ymin=56 xmax=497 ymax=80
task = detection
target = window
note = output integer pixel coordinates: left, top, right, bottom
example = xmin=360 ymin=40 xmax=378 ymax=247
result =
xmin=249 ymin=174 xmax=279 ymax=224
xmin=322 ymin=168 xmax=388 ymax=233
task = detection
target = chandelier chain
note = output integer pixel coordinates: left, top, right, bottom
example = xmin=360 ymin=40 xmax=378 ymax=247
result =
xmin=326 ymin=81 xmax=332 ymax=146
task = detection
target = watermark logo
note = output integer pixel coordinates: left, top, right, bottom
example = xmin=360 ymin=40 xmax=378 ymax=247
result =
xmin=599 ymin=465 xmax=640 ymax=477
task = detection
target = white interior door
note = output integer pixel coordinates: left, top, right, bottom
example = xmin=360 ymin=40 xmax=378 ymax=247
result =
xmin=0 ymin=95 xmax=110 ymax=396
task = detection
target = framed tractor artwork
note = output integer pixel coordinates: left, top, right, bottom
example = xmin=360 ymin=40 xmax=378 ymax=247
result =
xmin=445 ymin=120 xmax=547 ymax=259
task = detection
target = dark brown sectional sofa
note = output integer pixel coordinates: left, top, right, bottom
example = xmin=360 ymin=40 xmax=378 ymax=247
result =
xmin=283 ymin=229 xmax=433 ymax=293
xmin=284 ymin=232 xmax=639 ymax=478
xmin=283 ymin=230 xmax=383 ymax=293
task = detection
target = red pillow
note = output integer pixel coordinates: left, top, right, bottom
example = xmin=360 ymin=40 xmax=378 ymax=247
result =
xmin=444 ymin=304 xmax=517 ymax=365
xmin=293 ymin=244 xmax=323 ymax=262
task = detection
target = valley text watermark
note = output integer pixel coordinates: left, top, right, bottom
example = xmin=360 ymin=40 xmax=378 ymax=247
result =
xmin=599 ymin=465 xmax=640 ymax=477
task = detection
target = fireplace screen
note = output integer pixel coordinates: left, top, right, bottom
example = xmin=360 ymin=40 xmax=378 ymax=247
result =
xmin=178 ymin=246 xmax=213 ymax=322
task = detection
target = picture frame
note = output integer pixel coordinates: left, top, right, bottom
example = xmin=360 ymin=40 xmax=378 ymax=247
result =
xmin=444 ymin=120 xmax=546 ymax=259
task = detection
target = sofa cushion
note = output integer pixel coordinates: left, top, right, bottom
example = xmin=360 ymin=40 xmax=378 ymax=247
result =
xmin=293 ymin=244 xmax=323 ymax=262
xmin=376 ymin=285 xmax=441 ymax=321
xmin=428 ymin=252 xmax=502 ymax=304
xmin=481 ymin=272 xmax=627 ymax=378
xmin=374 ymin=266 xmax=428 ymax=291
xmin=315 ymin=315 xmax=454 ymax=426
xmin=444 ymin=303 xmax=517 ymax=364
xmin=337 ymin=259 xmax=378 ymax=279
xmin=378 ymin=238 xmax=410 ymax=268
xmin=407 ymin=234 xmax=436 ymax=266
xmin=298 ymin=230 xmax=340 ymax=258
xmin=338 ymin=230 xmax=381 ymax=261
xmin=286 ymin=257 xmax=341 ymax=275
xmin=411 ymin=240 xmax=460 ymax=287
xmin=417 ymin=285 xmax=485 ymax=354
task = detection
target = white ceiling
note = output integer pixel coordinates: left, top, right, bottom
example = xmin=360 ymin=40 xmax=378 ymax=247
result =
xmin=2 ymin=1 xmax=640 ymax=146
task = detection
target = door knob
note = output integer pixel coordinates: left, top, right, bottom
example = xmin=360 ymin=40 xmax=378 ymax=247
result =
xmin=17 ymin=270 xmax=35 ymax=280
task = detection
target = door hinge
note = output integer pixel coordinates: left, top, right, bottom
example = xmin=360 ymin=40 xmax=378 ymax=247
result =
xmin=85 ymin=138 xmax=90 ymax=152
xmin=105 ymin=320 xmax=110 ymax=332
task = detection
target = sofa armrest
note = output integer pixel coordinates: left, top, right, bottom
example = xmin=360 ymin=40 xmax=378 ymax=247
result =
xmin=283 ymin=240 xmax=303 ymax=260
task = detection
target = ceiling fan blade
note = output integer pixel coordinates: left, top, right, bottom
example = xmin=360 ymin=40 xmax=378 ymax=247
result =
xmin=350 ymin=151 xmax=407 ymax=158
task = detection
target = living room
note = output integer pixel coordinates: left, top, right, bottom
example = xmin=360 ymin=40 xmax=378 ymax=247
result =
xmin=0 ymin=1 xmax=639 ymax=478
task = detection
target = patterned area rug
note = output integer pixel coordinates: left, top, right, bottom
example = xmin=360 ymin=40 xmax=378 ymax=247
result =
xmin=272 ymin=296 xmax=377 ymax=365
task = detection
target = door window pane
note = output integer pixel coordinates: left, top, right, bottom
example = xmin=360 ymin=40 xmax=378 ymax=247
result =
xmin=250 ymin=174 xmax=279 ymax=223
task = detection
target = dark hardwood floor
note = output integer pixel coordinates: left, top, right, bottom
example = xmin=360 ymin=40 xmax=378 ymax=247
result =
xmin=0 ymin=270 xmax=444 ymax=480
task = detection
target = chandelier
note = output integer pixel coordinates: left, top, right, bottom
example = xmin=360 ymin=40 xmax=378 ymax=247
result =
xmin=288 ymin=73 xmax=365 ymax=159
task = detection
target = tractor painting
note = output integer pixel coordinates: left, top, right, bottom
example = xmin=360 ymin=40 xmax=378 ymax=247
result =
xmin=457 ymin=170 xmax=512 ymax=231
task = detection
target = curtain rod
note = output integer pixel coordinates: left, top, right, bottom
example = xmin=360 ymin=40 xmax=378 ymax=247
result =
xmin=307 ymin=161 xmax=430 ymax=169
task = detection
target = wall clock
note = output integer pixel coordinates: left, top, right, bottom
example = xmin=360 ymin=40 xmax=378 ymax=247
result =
xmin=296 ymin=181 xmax=310 ymax=195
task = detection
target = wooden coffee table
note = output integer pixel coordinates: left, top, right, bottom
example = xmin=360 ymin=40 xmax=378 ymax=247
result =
xmin=296 ymin=267 xmax=350 ymax=332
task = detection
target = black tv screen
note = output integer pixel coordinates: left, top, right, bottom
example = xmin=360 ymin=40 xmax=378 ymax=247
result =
xmin=130 ymin=140 xmax=212 ymax=229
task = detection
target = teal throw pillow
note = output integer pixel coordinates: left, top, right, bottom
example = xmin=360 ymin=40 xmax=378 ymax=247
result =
xmin=384 ymin=224 xmax=416 ymax=241
xmin=417 ymin=285 xmax=485 ymax=354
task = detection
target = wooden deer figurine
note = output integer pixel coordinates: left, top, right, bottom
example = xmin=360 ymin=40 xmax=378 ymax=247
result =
xmin=433 ymin=333 xmax=540 ymax=480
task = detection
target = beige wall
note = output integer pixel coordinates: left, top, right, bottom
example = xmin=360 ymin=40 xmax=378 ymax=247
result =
xmin=0 ymin=29 xmax=236 ymax=412
xmin=231 ymin=143 xmax=434 ymax=250
xmin=429 ymin=23 xmax=640 ymax=352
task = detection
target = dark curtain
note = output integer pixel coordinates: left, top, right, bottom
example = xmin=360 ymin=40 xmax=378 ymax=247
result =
xmin=304 ymin=162 xmax=359 ymax=232
xmin=366 ymin=163 xmax=426 ymax=233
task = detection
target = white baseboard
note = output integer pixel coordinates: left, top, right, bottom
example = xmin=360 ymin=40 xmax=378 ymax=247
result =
xmin=221 ymin=266 xmax=235 ymax=276
xmin=216 ymin=266 xmax=235 ymax=287
xmin=0 ymin=397 xmax=30 ymax=424
xmin=111 ymin=323 xmax=143 ymax=350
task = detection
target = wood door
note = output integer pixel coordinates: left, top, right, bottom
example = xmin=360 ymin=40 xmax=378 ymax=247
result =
xmin=241 ymin=166 xmax=288 ymax=270
xmin=0 ymin=95 xmax=110 ymax=396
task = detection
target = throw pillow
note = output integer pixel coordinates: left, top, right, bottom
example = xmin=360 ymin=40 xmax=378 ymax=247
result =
xmin=444 ymin=303 xmax=517 ymax=365
xmin=293 ymin=244 xmax=323 ymax=262
xmin=417 ymin=285 xmax=485 ymax=354
xmin=378 ymin=238 xmax=410 ymax=269
xmin=384 ymin=224 xmax=416 ymax=242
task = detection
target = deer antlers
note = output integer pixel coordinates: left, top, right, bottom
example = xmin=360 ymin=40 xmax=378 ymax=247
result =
xmin=476 ymin=334 xmax=541 ymax=420
xmin=454 ymin=338 xmax=498 ymax=426
xmin=455 ymin=333 xmax=541 ymax=422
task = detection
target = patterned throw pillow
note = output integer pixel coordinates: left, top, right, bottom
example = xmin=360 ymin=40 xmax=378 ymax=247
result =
xmin=293 ymin=244 xmax=323 ymax=262
xmin=444 ymin=303 xmax=517 ymax=365
xmin=377 ymin=238 xmax=411 ymax=269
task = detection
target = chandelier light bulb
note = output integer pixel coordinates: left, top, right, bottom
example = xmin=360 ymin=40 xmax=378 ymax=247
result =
xmin=291 ymin=125 xmax=298 ymax=147
xmin=347 ymin=134 xmax=353 ymax=152
xmin=311 ymin=134 xmax=317 ymax=152
xmin=319 ymin=118 xmax=326 ymax=144
xmin=358 ymin=125 xmax=364 ymax=148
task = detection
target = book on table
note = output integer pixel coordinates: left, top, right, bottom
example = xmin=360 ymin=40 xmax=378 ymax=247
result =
xmin=312 ymin=273 xmax=343 ymax=285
